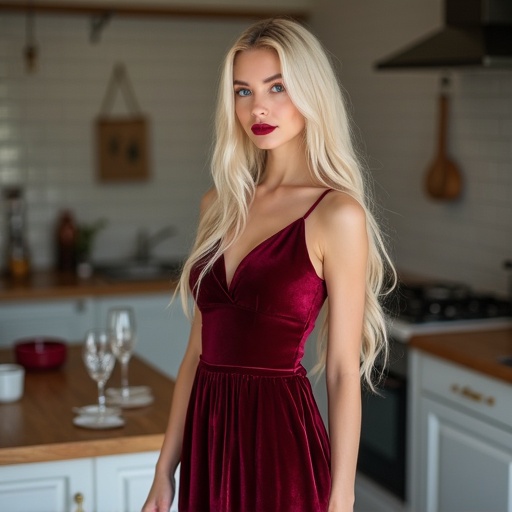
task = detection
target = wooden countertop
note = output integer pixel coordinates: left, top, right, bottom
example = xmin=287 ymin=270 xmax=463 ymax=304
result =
xmin=0 ymin=270 xmax=177 ymax=301
xmin=0 ymin=345 xmax=174 ymax=465
xmin=410 ymin=328 xmax=512 ymax=384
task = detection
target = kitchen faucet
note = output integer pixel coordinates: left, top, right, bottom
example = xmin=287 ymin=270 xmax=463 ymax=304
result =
xmin=504 ymin=259 xmax=512 ymax=306
xmin=134 ymin=225 xmax=176 ymax=264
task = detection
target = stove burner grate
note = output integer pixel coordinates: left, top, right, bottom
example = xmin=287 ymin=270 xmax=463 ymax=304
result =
xmin=384 ymin=282 xmax=512 ymax=324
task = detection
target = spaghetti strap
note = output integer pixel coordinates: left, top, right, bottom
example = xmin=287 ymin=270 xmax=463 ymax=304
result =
xmin=303 ymin=189 xmax=333 ymax=219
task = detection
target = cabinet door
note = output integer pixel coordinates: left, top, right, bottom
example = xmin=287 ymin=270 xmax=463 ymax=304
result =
xmin=95 ymin=451 xmax=180 ymax=512
xmin=0 ymin=458 xmax=94 ymax=512
xmin=420 ymin=396 xmax=512 ymax=512
xmin=96 ymin=294 xmax=190 ymax=378
xmin=0 ymin=299 xmax=95 ymax=347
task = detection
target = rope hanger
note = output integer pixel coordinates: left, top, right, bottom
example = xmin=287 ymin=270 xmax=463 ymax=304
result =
xmin=100 ymin=63 xmax=142 ymax=116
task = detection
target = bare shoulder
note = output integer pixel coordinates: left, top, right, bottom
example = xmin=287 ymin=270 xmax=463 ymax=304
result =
xmin=199 ymin=187 xmax=218 ymax=215
xmin=315 ymin=191 xmax=369 ymax=274
xmin=317 ymin=190 xmax=367 ymax=235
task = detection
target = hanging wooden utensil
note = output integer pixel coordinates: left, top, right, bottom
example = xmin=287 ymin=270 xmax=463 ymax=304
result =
xmin=24 ymin=6 xmax=38 ymax=73
xmin=424 ymin=77 xmax=462 ymax=201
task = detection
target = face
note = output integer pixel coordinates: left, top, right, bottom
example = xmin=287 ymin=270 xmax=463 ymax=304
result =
xmin=233 ymin=48 xmax=305 ymax=152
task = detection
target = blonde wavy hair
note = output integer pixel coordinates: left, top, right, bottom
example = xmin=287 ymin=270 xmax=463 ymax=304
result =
xmin=177 ymin=17 xmax=395 ymax=391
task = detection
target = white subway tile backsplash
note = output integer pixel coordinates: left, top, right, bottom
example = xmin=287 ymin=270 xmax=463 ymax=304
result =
xmin=0 ymin=12 xmax=251 ymax=269
xmin=2 ymin=3 xmax=511 ymax=295
xmin=313 ymin=0 xmax=512 ymax=295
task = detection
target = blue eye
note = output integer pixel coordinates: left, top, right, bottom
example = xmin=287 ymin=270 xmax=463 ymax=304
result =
xmin=271 ymin=83 xmax=285 ymax=93
xmin=236 ymin=88 xmax=251 ymax=97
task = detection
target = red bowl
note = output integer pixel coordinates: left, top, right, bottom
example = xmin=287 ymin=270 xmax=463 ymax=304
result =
xmin=14 ymin=338 xmax=68 ymax=370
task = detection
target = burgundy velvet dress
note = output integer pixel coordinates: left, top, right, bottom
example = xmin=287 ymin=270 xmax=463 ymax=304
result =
xmin=179 ymin=190 xmax=332 ymax=512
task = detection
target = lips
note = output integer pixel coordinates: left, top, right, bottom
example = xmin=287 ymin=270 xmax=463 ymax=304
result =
xmin=251 ymin=124 xmax=276 ymax=136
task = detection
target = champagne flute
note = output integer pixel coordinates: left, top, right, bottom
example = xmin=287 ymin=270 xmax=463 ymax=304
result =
xmin=107 ymin=307 xmax=137 ymax=402
xmin=82 ymin=329 xmax=116 ymax=419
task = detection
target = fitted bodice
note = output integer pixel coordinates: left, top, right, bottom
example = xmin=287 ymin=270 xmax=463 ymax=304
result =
xmin=190 ymin=191 xmax=331 ymax=371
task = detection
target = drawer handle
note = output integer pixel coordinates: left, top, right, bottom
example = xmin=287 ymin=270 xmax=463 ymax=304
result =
xmin=451 ymin=384 xmax=495 ymax=406
xmin=74 ymin=492 xmax=84 ymax=512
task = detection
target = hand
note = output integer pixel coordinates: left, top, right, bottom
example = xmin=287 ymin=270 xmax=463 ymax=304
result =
xmin=141 ymin=472 xmax=176 ymax=512
xmin=327 ymin=495 xmax=354 ymax=512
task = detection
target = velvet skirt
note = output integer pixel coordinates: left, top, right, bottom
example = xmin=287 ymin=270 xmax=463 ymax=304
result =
xmin=178 ymin=359 xmax=331 ymax=512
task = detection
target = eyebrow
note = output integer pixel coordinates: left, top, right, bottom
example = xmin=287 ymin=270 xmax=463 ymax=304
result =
xmin=233 ymin=73 xmax=283 ymax=86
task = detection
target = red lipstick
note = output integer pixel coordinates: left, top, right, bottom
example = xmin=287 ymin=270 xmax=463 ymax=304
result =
xmin=251 ymin=124 xmax=276 ymax=136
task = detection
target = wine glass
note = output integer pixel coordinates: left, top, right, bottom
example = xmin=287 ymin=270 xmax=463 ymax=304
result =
xmin=107 ymin=307 xmax=138 ymax=403
xmin=82 ymin=329 xmax=116 ymax=418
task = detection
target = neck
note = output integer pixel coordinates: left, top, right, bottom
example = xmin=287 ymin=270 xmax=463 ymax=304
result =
xmin=262 ymin=140 xmax=311 ymax=189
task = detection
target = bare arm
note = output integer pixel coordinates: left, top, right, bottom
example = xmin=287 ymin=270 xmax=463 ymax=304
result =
xmin=155 ymin=307 xmax=202 ymax=476
xmin=142 ymin=190 xmax=215 ymax=512
xmin=320 ymin=193 xmax=368 ymax=512
xmin=141 ymin=306 xmax=201 ymax=512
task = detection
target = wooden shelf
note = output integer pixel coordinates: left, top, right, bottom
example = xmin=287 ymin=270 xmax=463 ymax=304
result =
xmin=0 ymin=1 xmax=309 ymax=20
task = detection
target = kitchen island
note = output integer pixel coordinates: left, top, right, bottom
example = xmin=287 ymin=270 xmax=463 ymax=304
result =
xmin=0 ymin=345 xmax=176 ymax=512
xmin=0 ymin=345 xmax=173 ymax=465
xmin=408 ymin=328 xmax=512 ymax=512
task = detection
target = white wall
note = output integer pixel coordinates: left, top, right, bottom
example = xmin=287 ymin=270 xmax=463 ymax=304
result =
xmin=312 ymin=0 xmax=512 ymax=295
xmin=0 ymin=13 xmax=252 ymax=268
xmin=2 ymin=3 xmax=511 ymax=294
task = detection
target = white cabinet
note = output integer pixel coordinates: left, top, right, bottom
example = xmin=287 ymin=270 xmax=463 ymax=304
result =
xmin=0 ymin=293 xmax=190 ymax=379
xmin=420 ymin=396 xmax=512 ymax=512
xmin=409 ymin=351 xmax=512 ymax=512
xmin=0 ymin=298 xmax=95 ymax=347
xmin=0 ymin=452 xmax=180 ymax=512
xmin=0 ymin=458 xmax=93 ymax=512
xmin=96 ymin=452 xmax=180 ymax=512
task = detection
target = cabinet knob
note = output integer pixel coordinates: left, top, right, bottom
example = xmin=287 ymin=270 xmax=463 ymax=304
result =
xmin=74 ymin=492 xmax=84 ymax=512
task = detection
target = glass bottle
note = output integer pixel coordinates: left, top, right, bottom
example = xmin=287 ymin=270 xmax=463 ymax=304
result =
xmin=4 ymin=187 xmax=31 ymax=279
xmin=55 ymin=209 xmax=77 ymax=273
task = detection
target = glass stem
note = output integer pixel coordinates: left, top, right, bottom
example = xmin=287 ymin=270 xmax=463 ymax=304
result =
xmin=121 ymin=359 xmax=130 ymax=397
xmin=97 ymin=380 xmax=106 ymax=413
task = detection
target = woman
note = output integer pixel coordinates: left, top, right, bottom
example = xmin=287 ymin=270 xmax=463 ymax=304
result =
xmin=143 ymin=18 xmax=394 ymax=512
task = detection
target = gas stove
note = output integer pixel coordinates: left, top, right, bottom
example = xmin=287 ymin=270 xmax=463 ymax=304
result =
xmin=360 ymin=280 xmax=512 ymax=501
xmin=386 ymin=282 xmax=512 ymax=342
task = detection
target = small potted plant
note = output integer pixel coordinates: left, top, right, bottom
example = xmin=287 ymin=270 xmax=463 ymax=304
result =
xmin=76 ymin=219 xmax=107 ymax=279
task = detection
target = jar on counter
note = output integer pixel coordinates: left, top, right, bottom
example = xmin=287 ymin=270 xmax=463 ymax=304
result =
xmin=55 ymin=210 xmax=77 ymax=273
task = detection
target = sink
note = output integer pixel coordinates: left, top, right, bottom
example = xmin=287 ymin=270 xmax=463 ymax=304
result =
xmin=96 ymin=260 xmax=183 ymax=281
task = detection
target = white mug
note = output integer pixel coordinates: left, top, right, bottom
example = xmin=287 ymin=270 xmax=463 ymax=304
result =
xmin=0 ymin=364 xmax=25 ymax=403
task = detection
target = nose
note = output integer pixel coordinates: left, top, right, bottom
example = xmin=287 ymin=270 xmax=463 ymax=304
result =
xmin=251 ymin=96 xmax=268 ymax=118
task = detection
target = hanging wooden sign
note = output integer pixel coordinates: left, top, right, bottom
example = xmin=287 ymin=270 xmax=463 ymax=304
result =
xmin=96 ymin=63 xmax=150 ymax=182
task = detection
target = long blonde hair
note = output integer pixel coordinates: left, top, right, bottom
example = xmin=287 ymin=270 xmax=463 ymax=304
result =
xmin=178 ymin=18 xmax=395 ymax=390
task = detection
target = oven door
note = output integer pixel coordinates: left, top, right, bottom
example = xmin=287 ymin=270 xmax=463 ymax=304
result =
xmin=357 ymin=368 xmax=407 ymax=500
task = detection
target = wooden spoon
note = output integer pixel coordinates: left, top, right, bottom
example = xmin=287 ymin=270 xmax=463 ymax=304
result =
xmin=425 ymin=94 xmax=462 ymax=200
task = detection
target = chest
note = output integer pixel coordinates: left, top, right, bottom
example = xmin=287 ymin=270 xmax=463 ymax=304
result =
xmin=192 ymin=220 xmax=326 ymax=319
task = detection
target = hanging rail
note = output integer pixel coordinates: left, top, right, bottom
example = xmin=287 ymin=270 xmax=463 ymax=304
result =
xmin=0 ymin=2 xmax=309 ymax=20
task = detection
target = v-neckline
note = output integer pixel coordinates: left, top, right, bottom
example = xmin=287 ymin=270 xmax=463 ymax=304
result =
xmin=221 ymin=216 xmax=303 ymax=293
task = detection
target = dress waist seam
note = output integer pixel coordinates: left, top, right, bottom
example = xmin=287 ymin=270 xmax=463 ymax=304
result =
xmin=198 ymin=357 xmax=307 ymax=377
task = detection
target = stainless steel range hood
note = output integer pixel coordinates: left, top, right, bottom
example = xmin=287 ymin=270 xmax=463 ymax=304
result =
xmin=375 ymin=0 xmax=512 ymax=69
